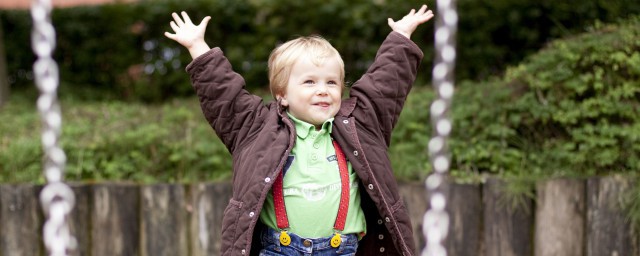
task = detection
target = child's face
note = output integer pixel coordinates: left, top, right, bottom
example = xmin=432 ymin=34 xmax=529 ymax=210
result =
xmin=280 ymin=55 xmax=342 ymax=128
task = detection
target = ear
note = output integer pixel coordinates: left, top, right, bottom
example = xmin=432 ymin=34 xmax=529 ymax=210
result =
xmin=277 ymin=94 xmax=289 ymax=107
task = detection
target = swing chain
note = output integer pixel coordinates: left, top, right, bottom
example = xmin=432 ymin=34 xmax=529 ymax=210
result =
xmin=423 ymin=0 xmax=457 ymax=255
xmin=31 ymin=0 xmax=77 ymax=255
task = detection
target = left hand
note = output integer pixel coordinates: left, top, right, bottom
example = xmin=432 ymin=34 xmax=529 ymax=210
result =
xmin=388 ymin=5 xmax=434 ymax=39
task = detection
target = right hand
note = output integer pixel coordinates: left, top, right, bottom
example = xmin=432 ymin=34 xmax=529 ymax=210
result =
xmin=165 ymin=12 xmax=211 ymax=58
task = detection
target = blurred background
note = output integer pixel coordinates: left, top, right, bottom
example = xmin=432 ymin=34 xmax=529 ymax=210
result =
xmin=0 ymin=0 xmax=639 ymax=185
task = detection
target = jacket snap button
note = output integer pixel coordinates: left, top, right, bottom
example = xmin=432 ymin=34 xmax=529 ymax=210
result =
xmin=265 ymin=177 xmax=271 ymax=183
xmin=368 ymin=184 xmax=374 ymax=190
xmin=380 ymin=247 xmax=385 ymax=252
xmin=249 ymin=212 xmax=255 ymax=217
xmin=378 ymin=234 xmax=384 ymax=240
xmin=343 ymin=120 xmax=349 ymax=124
xmin=353 ymin=151 xmax=358 ymax=156
xmin=241 ymin=249 xmax=246 ymax=255
xmin=377 ymin=219 xmax=383 ymax=225
xmin=385 ymin=217 xmax=391 ymax=222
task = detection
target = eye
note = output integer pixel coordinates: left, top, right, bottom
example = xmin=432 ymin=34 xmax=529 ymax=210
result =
xmin=328 ymin=80 xmax=338 ymax=86
xmin=303 ymin=80 xmax=314 ymax=84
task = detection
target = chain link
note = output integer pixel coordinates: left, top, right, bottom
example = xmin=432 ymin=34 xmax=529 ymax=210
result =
xmin=31 ymin=0 xmax=77 ymax=255
xmin=422 ymin=0 xmax=457 ymax=255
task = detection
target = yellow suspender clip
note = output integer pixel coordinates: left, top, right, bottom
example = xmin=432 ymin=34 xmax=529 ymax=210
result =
xmin=279 ymin=231 xmax=291 ymax=246
xmin=330 ymin=233 xmax=342 ymax=248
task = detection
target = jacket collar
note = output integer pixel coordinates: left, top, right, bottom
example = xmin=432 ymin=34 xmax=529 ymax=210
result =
xmin=337 ymin=97 xmax=356 ymax=117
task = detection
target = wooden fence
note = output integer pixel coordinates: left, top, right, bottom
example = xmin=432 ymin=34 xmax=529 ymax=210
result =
xmin=0 ymin=176 xmax=638 ymax=256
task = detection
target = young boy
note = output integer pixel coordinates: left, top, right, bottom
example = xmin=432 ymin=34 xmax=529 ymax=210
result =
xmin=166 ymin=5 xmax=433 ymax=256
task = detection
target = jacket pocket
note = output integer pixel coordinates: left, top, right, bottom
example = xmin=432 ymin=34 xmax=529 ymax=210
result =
xmin=221 ymin=198 xmax=243 ymax=254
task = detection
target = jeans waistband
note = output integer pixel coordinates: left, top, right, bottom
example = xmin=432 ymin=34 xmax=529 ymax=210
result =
xmin=261 ymin=227 xmax=359 ymax=254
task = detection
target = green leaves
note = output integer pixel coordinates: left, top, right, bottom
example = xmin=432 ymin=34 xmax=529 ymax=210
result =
xmin=0 ymin=98 xmax=231 ymax=183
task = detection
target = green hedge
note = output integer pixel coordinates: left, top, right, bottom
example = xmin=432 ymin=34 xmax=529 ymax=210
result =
xmin=0 ymin=94 xmax=232 ymax=183
xmin=2 ymin=0 xmax=640 ymax=101
xmin=389 ymin=15 xmax=640 ymax=181
xmin=450 ymin=15 xmax=640 ymax=179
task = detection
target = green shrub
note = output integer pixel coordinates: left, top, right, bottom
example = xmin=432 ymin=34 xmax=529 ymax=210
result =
xmin=503 ymin=16 xmax=640 ymax=176
xmin=0 ymin=97 xmax=232 ymax=183
xmin=391 ymin=16 xmax=640 ymax=182
xmin=448 ymin=15 xmax=640 ymax=179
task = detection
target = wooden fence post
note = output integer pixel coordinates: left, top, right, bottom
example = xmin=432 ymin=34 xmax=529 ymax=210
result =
xmin=69 ymin=184 xmax=91 ymax=256
xmin=534 ymin=178 xmax=585 ymax=256
xmin=483 ymin=178 xmax=534 ymax=256
xmin=187 ymin=182 xmax=233 ymax=256
xmin=140 ymin=184 xmax=188 ymax=256
xmin=398 ymin=182 xmax=428 ymax=254
xmin=446 ymin=183 xmax=483 ymax=256
xmin=91 ymin=183 xmax=140 ymax=256
xmin=587 ymin=176 xmax=640 ymax=256
xmin=0 ymin=184 xmax=43 ymax=256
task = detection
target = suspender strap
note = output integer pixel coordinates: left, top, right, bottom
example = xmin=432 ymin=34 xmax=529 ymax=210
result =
xmin=272 ymin=139 xmax=350 ymax=232
xmin=272 ymin=168 xmax=289 ymax=229
xmin=332 ymin=140 xmax=350 ymax=231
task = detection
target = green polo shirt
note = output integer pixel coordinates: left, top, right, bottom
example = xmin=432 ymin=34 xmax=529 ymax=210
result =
xmin=259 ymin=113 xmax=366 ymax=238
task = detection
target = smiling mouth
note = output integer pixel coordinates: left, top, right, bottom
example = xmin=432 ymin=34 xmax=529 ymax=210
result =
xmin=315 ymin=102 xmax=330 ymax=107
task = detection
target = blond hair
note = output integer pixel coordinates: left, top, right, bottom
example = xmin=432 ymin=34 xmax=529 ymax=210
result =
xmin=268 ymin=35 xmax=345 ymax=99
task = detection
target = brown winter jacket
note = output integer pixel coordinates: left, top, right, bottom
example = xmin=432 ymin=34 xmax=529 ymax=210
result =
xmin=186 ymin=31 xmax=424 ymax=256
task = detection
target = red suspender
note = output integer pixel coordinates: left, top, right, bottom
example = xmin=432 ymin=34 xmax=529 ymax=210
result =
xmin=271 ymin=139 xmax=350 ymax=247
xmin=332 ymin=140 xmax=350 ymax=231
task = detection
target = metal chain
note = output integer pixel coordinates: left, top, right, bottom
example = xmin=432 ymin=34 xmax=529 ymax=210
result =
xmin=31 ymin=0 xmax=77 ymax=255
xmin=422 ymin=0 xmax=457 ymax=255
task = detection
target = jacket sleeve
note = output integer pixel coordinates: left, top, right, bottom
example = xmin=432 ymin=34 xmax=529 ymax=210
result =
xmin=349 ymin=31 xmax=424 ymax=145
xmin=186 ymin=47 xmax=268 ymax=153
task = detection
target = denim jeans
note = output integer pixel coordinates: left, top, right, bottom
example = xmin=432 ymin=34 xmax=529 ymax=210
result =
xmin=259 ymin=227 xmax=359 ymax=256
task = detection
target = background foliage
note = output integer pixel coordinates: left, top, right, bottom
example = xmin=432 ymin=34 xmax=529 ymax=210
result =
xmin=0 ymin=94 xmax=231 ymax=183
xmin=2 ymin=0 xmax=640 ymax=102
xmin=1 ymin=15 xmax=638 ymax=184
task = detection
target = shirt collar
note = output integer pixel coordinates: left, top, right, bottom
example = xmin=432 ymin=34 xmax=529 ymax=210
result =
xmin=286 ymin=112 xmax=333 ymax=139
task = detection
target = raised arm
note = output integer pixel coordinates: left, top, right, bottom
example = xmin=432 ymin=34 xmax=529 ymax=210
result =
xmin=349 ymin=5 xmax=432 ymax=144
xmin=164 ymin=11 xmax=212 ymax=59
xmin=387 ymin=4 xmax=434 ymax=39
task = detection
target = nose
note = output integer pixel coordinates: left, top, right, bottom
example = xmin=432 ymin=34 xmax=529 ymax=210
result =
xmin=316 ymin=83 xmax=329 ymax=95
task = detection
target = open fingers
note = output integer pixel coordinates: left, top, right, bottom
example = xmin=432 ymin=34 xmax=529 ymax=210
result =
xmin=172 ymin=12 xmax=184 ymax=26
xmin=181 ymin=11 xmax=193 ymax=25
xmin=416 ymin=5 xmax=428 ymax=15
xmin=170 ymin=21 xmax=180 ymax=32
xmin=164 ymin=31 xmax=176 ymax=40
